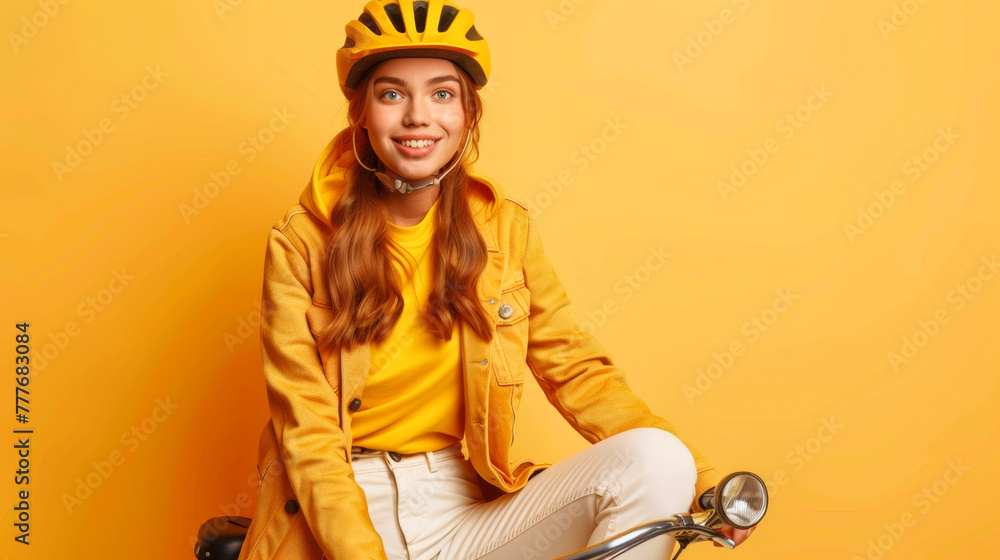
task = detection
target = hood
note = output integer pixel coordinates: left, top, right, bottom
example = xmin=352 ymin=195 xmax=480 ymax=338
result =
xmin=299 ymin=136 xmax=506 ymax=229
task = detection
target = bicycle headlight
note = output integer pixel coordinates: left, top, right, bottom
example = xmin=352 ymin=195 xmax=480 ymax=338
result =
xmin=716 ymin=471 xmax=768 ymax=529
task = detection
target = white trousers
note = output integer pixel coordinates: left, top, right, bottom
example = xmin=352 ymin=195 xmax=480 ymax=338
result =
xmin=350 ymin=427 xmax=698 ymax=560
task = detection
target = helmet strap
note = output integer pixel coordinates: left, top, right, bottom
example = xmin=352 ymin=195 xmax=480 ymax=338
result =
xmin=353 ymin=126 xmax=473 ymax=195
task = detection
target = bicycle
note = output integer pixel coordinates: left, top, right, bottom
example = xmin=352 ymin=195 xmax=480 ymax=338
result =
xmin=194 ymin=471 xmax=767 ymax=560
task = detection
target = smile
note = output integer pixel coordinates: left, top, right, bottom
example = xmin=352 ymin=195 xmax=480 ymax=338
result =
xmin=392 ymin=138 xmax=441 ymax=158
xmin=394 ymin=138 xmax=439 ymax=148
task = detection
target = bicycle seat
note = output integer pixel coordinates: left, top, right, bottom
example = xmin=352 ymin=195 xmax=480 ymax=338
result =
xmin=194 ymin=516 xmax=251 ymax=560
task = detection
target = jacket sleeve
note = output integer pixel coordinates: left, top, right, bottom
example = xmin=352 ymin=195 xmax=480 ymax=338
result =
xmin=519 ymin=212 xmax=722 ymax=512
xmin=260 ymin=225 xmax=387 ymax=560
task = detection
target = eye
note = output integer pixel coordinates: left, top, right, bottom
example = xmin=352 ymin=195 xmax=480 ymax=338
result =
xmin=434 ymin=90 xmax=453 ymax=100
xmin=381 ymin=91 xmax=401 ymax=101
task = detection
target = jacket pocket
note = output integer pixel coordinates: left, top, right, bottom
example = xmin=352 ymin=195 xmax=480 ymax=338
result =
xmin=493 ymin=284 xmax=531 ymax=386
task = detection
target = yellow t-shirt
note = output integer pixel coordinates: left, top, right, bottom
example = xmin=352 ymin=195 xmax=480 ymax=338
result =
xmin=350 ymin=197 xmax=465 ymax=453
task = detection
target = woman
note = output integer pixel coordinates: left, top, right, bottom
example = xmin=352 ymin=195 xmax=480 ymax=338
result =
xmin=236 ymin=2 xmax=756 ymax=559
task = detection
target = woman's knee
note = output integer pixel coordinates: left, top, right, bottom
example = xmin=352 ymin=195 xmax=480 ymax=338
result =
xmin=601 ymin=428 xmax=697 ymax=489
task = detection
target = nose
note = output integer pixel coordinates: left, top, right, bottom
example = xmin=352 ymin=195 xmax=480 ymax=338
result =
xmin=403 ymin=96 xmax=429 ymax=127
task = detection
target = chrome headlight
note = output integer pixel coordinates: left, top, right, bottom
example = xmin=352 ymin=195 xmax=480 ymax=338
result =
xmin=715 ymin=471 xmax=768 ymax=529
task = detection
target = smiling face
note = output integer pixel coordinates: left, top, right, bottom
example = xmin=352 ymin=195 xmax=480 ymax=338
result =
xmin=362 ymin=58 xmax=469 ymax=182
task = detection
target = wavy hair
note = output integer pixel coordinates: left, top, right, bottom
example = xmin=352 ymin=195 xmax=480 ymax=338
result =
xmin=317 ymin=61 xmax=493 ymax=351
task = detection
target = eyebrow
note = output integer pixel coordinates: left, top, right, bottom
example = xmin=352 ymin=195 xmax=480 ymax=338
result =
xmin=373 ymin=75 xmax=460 ymax=88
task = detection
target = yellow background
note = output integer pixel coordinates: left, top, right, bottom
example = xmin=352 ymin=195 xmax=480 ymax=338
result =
xmin=2 ymin=0 xmax=997 ymax=558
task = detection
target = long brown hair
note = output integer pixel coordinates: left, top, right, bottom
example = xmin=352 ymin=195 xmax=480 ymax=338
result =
xmin=317 ymin=61 xmax=493 ymax=351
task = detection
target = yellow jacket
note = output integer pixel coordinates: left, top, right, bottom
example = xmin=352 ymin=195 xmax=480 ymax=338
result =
xmin=236 ymin=138 xmax=722 ymax=560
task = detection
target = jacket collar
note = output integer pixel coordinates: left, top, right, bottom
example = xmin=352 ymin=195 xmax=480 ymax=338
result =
xmin=299 ymin=136 xmax=506 ymax=237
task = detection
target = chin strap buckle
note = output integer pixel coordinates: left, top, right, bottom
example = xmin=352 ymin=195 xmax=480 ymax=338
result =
xmin=375 ymin=170 xmax=440 ymax=194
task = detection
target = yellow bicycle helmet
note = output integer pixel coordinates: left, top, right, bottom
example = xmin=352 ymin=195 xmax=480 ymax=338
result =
xmin=337 ymin=0 xmax=491 ymax=98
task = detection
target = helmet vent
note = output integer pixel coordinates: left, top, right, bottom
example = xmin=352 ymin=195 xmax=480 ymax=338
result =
xmin=465 ymin=25 xmax=483 ymax=41
xmin=359 ymin=12 xmax=382 ymax=35
xmin=383 ymin=3 xmax=407 ymax=33
xmin=413 ymin=1 xmax=428 ymax=33
xmin=438 ymin=5 xmax=459 ymax=32
xmin=342 ymin=37 xmax=356 ymax=49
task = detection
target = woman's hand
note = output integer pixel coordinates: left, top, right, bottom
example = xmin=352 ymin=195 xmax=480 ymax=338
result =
xmin=713 ymin=523 xmax=757 ymax=547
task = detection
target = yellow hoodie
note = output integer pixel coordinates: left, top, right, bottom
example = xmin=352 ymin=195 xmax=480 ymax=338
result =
xmin=236 ymin=137 xmax=722 ymax=560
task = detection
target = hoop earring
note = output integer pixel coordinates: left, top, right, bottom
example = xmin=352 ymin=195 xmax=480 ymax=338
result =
xmin=352 ymin=125 xmax=377 ymax=172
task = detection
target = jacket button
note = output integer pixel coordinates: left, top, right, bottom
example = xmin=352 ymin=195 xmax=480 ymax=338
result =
xmin=285 ymin=499 xmax=299 ymax=514
xmin=349 ymin=398 xmax=362 ymax=412
xmin=481 ymin=359 xmax=488 ymax=366
xmin=498 ymin=303 xmax=514 ymax=319
xmin=489 ymin=298 xmax=495 ymax=304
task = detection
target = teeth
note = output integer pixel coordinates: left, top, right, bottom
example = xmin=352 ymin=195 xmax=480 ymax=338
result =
xmin=399 ymin=139 xmax=436 ymax=148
